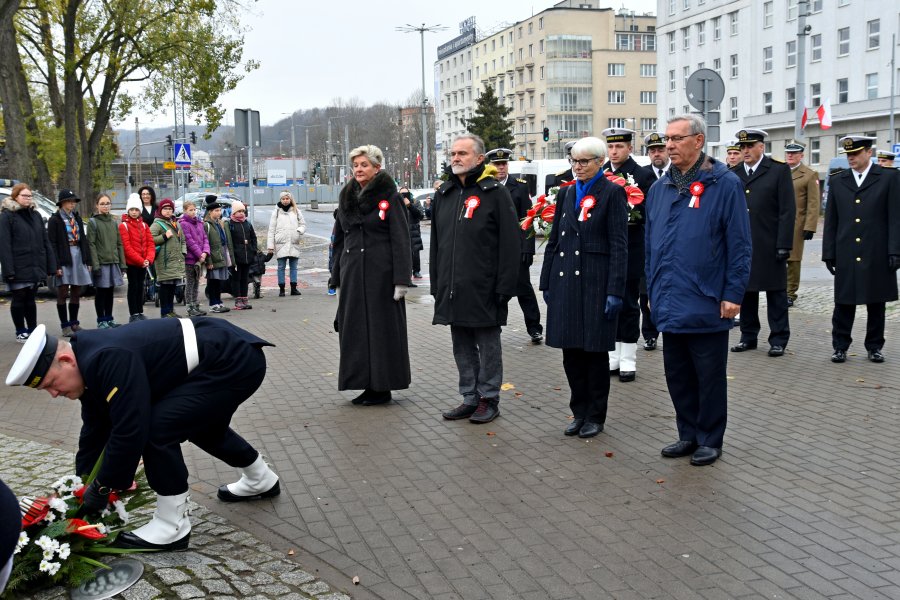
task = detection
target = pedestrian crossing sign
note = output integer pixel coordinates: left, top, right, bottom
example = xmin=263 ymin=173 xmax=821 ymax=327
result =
xmin=174 ymin=143 xmax=192 ymax=166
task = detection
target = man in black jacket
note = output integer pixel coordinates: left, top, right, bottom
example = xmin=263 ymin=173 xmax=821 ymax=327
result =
xmin=487 ymin=148 xmax=543 ymax=343
xmin=431 ymin=134 xmax=520 ymax=424
xmin=6 ymin=318 xmax=280 ymax=551
xmin=601 ymin=128 xmax=656 ymax=382
xmin=730 ymin=129 xmax=795 ymax=357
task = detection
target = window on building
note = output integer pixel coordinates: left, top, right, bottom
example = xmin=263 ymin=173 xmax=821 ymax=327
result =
xmin=640 ymin=64 xmax=656 ymax=77
xmin=475 ymin=66 xmax=479 ymax=79
xmin=640 ymin=91 xmax=657 ymax=104
xmin=837 ymin=0 xmax=849 ymax=6
xmin=713 ymin=57 xmax=721 ymax=73
xmin=868 ymin=19 xmax=880 ymax=49
xmin=838 ymin=27 xmax=850 ymax=56
xmin=609 ymin=117 xmax=628 ymax=128
xmin=539 ymin=17 xmax=543 ymax=30
xmin=683 ymin=0 xmax=689 ymax=8
xmin=668 ymin=0 xmax=676 ymax=15
xmin=786 ymin=41 xmax=796 ymax=68
xmin=683 ymin=104 xmax=690 ymax=114
xmin=683 ymin=66 xmax=690 ymax=87
xmin=786 ymin=87 xmax=796 ymax=110
xmin=529 ymin=44 xmax=533 ymax=57
xmin=763 ymin=91 xmax=773 ymax=114
xmin=713 ymin=16 xmax=721 ymax=40
xmin=730 ymin=54 xmax=738 ymax=78
xmin=810 ymin=82 xmax=821 ymax=106
xmin=787 ymin=0 xmax=798 ymax=20
xmin=540 ymin=66 xmax=544 ymax=79
xmin=518 ymin=48 xmax=523 ymax=62
xmin=529 ymin=94 xmax=534 ymax=108
xmin=668 ymin=32 xmax=675 ymax=53
xmin=811 ymin=0 xmax=823 ymax=12
xmin=811 ymin=34 xmax=822 ymax=61
xmin=539 ymin=39 xmax=544 ymax=53
xmin=641 ymin=118 xmax=657 ymax=131
xmin=763 ymin=47 xmax=773 ymax=72
xmin=608 ymin=90 xmax=626 ymax=104
xmin=729 ymin=96 xmax=738 ymax=120
xmin=729 ymin=11 xmax=739 ymax=36
xmin=682 ymin=27 xmax=690 ymax=49
xmin=546 ymin=35 xmax=592 ymax=59
xmin=763 ymin=2 xmax=773 ymax=27
xmin=518 ymin=26 xmax=523 ymax=39
xmin=698 ymin=61 xmax=705 ymax=69
xmin=540 ymin=93 xmax=545 ymax=106
xmin=608 ymin=63 xmax=625 ymax=76
xmin=528 ymin=22 xmax=533 ymax=35
xmin=866 ymin=73 xmax=878 ymax=99
xmin=697 ymin=22 xmax=706 ymax=45
xmin=528 ymin=68 xmax=533 ymax=82
xmin=837 ymin=78 xmax=848 ymax=103
xmin=669 ymin=107 xmax=676 ymax=117
xmin=669 ymin=69 xmax=676 ymax=91
xmin=810 ymin=138 xmax=820 ymax=164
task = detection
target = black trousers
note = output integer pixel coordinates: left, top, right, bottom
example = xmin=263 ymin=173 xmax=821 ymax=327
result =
xmin=562 ymin=348 xmax=610 ymax=424
xmin=516 ymin=260 xmax=542 ymax=334
xmin=235 ymin=263 xmax=250 ymax=297
xmin=832 ymin=302 xmax=885 ymax=352
xmin=142 ymin=345 xmax=266 ymax=495
xmin=94 ymin=287 xmax=115 ymax=320
xmin=126 ymin=265 xmax=145 ymax=315
xmin=639 ymin=292 xmax=657 ymax=340
xmin=739 ymin=290 xmax=790 ymax=347
xmin=662 ymin=330 xmax=729 ymax=449
xmin=616 ymin=277 xmax=640 ymax=343
xmin=411 ymin=249 xmax=421 ymax=273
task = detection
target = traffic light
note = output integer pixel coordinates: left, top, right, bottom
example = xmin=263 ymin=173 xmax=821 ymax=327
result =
xmin=190 ymin=131 xmax=197 ymax=144
xmin=188 ymin=173 xmax=194 ymax=183
xmin=165 ymin=135 xmax=173 ymax=147
xmin=542 ymin=127 xmax=550 ymax=142
xmin=128 ymin=175 xmax=135 ymax=186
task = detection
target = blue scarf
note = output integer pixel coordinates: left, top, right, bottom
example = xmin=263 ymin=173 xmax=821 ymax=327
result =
xmin=574 ymin=170 xmax=605 ymax=213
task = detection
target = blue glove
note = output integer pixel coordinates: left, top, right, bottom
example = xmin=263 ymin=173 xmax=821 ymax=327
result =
xmin=542 ymin=290 xmax=550 ymax=305
xmin=604 ymin=295 xmax=622 ymax=320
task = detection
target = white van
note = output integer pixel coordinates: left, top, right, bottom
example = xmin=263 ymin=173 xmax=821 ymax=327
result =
xmin=506 ymin=156 xmax=651 ymax=198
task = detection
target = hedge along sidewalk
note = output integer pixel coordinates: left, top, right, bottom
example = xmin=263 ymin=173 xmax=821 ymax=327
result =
xmin=0 ymin=432 xmax=353 ymax=600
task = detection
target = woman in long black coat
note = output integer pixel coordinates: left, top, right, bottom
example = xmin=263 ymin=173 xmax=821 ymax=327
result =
xmin=330 ymin=144 xmax=412 ymax=406
xmin=539 ymin=137 xmax=628 ymax=438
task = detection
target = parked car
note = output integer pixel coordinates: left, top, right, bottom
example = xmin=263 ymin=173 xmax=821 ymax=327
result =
xmin=174 ymin=192 xmax=241 ymax=218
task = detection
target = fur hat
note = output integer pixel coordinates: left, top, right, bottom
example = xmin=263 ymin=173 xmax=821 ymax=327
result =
xmin=126 ymin=193 xmax=142 ymax=211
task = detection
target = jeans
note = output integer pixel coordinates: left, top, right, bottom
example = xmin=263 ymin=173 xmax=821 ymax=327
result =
xmin=450 ymin=325 xmax=503 ymax=406
xmin=276 ymin=256 xmax=298 ymax=285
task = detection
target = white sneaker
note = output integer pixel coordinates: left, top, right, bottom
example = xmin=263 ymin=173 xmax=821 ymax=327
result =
xmin=15 ymin=332 xmax=29 ymax=343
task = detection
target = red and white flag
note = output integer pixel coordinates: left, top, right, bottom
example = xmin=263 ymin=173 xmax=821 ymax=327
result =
xmin=415 ymin=152 xmax=422 ymax=169
xmin=817 ymin=99 xmax=832 ymax=130
xmin=800 ymin=106 xmax=809 ymax=131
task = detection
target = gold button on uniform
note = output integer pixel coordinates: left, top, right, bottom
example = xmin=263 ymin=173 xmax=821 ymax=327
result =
xmin=856 ymin=257 xmax=861 ymax=262
xmin=856 ymin=218 xmax=861 ymax=223
xmin=856 ymin=199 xmax=861 ymax=204
xmin=856 ymin=238 xmax=861 ymax=242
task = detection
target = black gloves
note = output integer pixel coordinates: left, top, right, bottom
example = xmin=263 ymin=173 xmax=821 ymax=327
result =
xmin=604 ymin=295 xmax=623 ymax=320
xmin=803 ymin=230 xmax=815 ymax=241
xmin=825 ymin=260 xmax=836 ymax=275
xmin=81 ymin=480 xmax=111 ymax=515
xmin=542 ymin=290 xmax=550 ymax=305
xmin=889 ymin=255 xmax=900 ymax=271
xmin=775 ymin=248 xmax=790 ymax=261
xmin=521 ymin=253 xmax=534 ymax=267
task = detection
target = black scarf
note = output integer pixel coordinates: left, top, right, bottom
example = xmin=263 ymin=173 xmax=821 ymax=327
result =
xmin=670 ymin=153 xmax=706 ymax=193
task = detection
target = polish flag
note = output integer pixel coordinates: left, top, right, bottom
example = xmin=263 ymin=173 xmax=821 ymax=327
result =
xmin=800 ymin=106 xmax=808 ymax=131
xmin=817 ymin=99 xmax=832 ymax=130
xmin=415 ymin=152 xmax=422 ymax=169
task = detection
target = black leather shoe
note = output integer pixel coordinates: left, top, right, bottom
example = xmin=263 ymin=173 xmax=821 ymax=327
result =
xmin=768 ymin=345 xmax=785 ymax=357
xmin=618 ymin=371 xmax=635 ymax=382
xmin=216 ymin=480 xmax=281 ymax=503
xmin=578 ymin=421 xmax=603 ymax=438
xmin=661 ymin=440 xmax=698 ymax=458
xmin=469 ymin=399 xmax=499 ymax=424
xmin=529 ymin=330 xmax=544 ymax=344
xmin=868 ymin=349 xmax=885 ymax=363
xmin=442 ymin=403 xmax=477 ymax=420
xmin=690 ymin=446 xmax=722 ymax=466
xmin=564 ymin=418 xmax=585 ymax=436
xmin=114 ymin=531 xmax=191 ymax=551
xmin=643 ymin=338 xmax=657 ymax=351
xmin=351 ymin=390 xmax=373 ymax=405
xmin=730 ymin=341 xmax=757 ymax=352
xmin=362 ymin=391 xmax=392 ymax=405
xmin=831 ymin=349 xmax=847 ymax=363
xmin=408 ymin=282 xmax=418 ymax=288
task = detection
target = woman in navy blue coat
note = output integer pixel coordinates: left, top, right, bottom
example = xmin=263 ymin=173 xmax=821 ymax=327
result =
xmin=539 ymin=137 xmax=628 ymax=438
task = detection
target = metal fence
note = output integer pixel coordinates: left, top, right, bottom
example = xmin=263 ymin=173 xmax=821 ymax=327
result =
xmin=106 ymin=185 xmax=342 ymax=210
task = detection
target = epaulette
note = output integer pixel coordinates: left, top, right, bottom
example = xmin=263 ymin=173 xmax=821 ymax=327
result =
xmin=829 ymin=168 xmax=846 ymax=176
xmin=478 ymin=177 xmax=500 ymax=191
xmin=516 ymin=178 xmax=527 ymax=184
xmin=882 ymin=165 xmax=897 ymax=169
xmin=555 ymin=169 xmax=568 ymax=176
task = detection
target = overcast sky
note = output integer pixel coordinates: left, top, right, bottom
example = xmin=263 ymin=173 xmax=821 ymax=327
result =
xmin=126 ymin=0 xmax=656 ymax=130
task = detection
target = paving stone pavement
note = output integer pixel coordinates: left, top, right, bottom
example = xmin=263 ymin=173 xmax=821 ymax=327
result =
xmin=1 ymin=228 xmax=899 ymax=599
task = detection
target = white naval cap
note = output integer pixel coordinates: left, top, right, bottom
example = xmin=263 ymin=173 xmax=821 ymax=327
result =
xmin=6 ymin=325 xmax=58 ymax=388
xmin=601 ymin=128 xmax=635 ymax=143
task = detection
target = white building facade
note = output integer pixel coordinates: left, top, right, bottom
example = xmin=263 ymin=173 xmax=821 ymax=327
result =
xmin=656 ymin=0 xmax=900 ymax=175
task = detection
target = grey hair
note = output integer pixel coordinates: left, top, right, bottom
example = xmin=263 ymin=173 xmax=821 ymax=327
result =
xmin=349 ymin=144 xmax=384 ymax=168
xmin=668 ymin=113 xmax=707 ymax=136
xmin=452 ymin=133 xmax=485 ymax=156
xmin=571 ymin=136 xmax=607 ymax=161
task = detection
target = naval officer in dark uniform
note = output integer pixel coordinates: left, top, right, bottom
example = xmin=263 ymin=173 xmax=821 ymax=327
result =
xmin=6 ymin=318 xmax=281 ymax=551
xmin=824 ymin=135 xmax=900 ymax=363
xmin=601 ymin=127 xmax=655 ymax=382
xmin=876 ymin=149 xmax=896 ymax=168
xmin=730 ymin=129 xmax=795 ymax=357
xmin=487 ymin=148 xmax=543 ymax=343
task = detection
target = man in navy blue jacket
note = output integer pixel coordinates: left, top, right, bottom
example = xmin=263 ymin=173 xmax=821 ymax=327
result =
xmin=644 ymin=115 xmax=752 ymax=466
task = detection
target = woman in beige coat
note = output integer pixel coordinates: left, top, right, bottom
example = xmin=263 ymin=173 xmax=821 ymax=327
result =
xmin=266 ymin=191 xmax=307 ymax=296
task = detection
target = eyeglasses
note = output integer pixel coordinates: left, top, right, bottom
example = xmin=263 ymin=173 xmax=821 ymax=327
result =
xmin=568 ymin=157 xmax=600 ymax=167
xmin=662 ymin=133 xmax=700 ymax=143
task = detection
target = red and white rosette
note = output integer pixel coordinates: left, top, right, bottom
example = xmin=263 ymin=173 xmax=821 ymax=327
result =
xmin=578 ymin=196 xmax=596 ymax=222
xmin=688 ymin=182 xmax=704 ymax=209
xmin=463 ymin=196 xmax=480 ymax=219
xmin=378 ymin=199 xmax=390 ymax=220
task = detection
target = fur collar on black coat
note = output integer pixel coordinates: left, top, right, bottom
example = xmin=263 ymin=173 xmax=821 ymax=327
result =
xmin=339 ymin=171 xmax=397 ymax=217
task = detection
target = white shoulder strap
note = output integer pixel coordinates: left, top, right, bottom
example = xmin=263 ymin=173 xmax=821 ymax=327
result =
xmin=178 ymin=318 xmax=200 ymax=373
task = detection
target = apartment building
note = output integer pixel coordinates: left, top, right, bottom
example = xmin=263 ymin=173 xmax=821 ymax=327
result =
xmin=656 ymin=0 xmax=900 ymax=174
xmin=435 ymin=0 xmax=657 ymax=162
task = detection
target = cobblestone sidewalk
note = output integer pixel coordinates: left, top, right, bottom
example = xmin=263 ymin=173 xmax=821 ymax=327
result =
xmin=0 ymin=433 xmax=353 ymax=600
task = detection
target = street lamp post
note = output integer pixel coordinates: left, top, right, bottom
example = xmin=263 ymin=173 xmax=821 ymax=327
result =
xmin=282 ymin=112 xmax=299 ymax=199
xmin=397 ymin=23 xmax=447 ymax=188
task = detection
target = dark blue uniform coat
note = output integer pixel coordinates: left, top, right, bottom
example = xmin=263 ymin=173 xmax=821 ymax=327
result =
xmin=539 ymin=178 xmax=628 ymax=351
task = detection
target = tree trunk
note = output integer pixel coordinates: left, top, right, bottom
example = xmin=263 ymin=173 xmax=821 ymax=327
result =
xmin=61 ymin=0 xmax=80 ymax=190
xmin=0 ymin=1 xmax=29 ymax=180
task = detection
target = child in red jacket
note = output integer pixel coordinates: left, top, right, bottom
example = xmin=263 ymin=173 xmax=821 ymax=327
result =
xmin=119 ymin=193 xmax=155 ymax=322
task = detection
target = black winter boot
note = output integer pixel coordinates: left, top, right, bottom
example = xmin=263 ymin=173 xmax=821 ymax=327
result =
xmin=278 ymin=284 xmax=286 ymax=297
xmin=290 ymin=283 xmax=301 ymax=296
